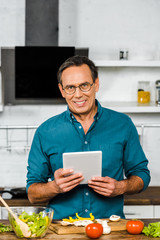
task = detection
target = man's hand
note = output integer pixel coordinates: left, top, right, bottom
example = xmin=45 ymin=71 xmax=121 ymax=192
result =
xmin=88 ymin=176 xmax=123 ymax=197
xmin=54 ymin=168 xmax=84 ymax=193
xmin=28 ymin=168 xmax=84 ymax=204
xmin=88 ymin=175 xmax=144 ymax=197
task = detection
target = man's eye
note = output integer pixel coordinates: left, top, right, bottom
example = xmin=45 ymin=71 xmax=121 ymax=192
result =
xmin=66 ymin=86 xmax=74 ymax=90
xmin=81 ymin=83 xmax=89 ymax=88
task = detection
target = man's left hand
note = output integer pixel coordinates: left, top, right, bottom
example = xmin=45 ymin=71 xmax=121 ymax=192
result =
xmin=88 ymin=176 xmax=124 ymax=197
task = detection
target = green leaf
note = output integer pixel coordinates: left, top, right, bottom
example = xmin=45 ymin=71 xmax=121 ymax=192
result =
xmin=142 ymin=222 xmax=160 ymax=237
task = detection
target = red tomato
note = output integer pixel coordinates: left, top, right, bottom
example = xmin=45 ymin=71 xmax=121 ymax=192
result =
xmin=126 ymin=219 xmax=144 ymax=235
xmin=85 ymin=223 xmax=103 ymax=239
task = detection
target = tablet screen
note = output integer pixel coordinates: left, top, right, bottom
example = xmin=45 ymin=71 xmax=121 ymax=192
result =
xmin=63 ymin=151 xmax=102 ymax=184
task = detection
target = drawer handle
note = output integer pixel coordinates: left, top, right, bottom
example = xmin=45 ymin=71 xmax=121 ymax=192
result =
xmin=125 ymin=213 xmax=137 ymax=215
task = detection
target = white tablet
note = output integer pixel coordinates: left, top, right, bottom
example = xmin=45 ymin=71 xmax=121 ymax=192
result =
xmin=63 ymin=151 xmax=102 ymax=184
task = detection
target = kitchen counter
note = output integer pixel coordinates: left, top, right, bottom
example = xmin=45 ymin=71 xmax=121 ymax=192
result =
xmin=0 ymin=186 xmax=160 ymax=207
xmin=0 ymin=219 xmax=159 ymax=239
xmin=124 ymin=186 xmax=160 ymax=205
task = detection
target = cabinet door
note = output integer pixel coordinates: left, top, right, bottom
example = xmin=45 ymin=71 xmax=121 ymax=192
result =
xmin=124 ymin=205 xmax=154 ymax=219
xmin=154 ymin=206 xmax=160 ymax=218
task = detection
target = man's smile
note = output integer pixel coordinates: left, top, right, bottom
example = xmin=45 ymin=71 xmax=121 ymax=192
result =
xmin=74 ymin=100 xmax=86 ymax=106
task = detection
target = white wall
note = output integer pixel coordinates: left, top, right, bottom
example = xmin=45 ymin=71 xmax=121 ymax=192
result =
xmin=59 ymin=0 xmax=160 ymax=102
xmin=0 ymin=0 xmax=160 ymax=187
xmin=0 ymin=0 xmax=25 ymax=47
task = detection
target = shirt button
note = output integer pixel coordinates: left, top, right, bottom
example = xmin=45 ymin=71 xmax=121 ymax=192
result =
xmin=85 ymin=209 xmax=88 ymax=212
xmin=79 ymin=126 xmax=82 ymax=129
xmin=86 ymin=192 xmax=89 ymax=196
xmin=84 ymin=141 xmax=88 ymax=144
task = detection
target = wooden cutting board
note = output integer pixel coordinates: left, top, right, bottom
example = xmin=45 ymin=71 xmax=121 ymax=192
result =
xmin=49 ymin=219 xmax=128 ymax=234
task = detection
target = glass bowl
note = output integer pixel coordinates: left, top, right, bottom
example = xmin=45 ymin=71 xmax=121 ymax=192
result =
xmin=8 ymin=207 xmax=53 ymax=238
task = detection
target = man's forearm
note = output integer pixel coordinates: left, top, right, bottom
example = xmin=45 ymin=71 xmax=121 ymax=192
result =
xmin=120 ymin=175 xmax=144 ymax=195
xmin=28 ymin=181 xmax=59 ymax=204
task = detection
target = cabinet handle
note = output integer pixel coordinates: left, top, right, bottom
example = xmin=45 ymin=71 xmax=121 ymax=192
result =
xmin=125 ymin=213 xmax=137 ymax=215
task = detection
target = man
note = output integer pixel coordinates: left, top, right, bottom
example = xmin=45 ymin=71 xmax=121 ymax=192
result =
xmin=26 ymin=55 xmax=150 ymax=219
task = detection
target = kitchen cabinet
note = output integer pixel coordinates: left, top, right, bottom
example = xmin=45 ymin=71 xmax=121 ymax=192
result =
xmin=154 ymin=205 xmax=160 ymax=218
xmin=124 ymin=205 xmax=154 ymax=219
xmin=94 ymin=60 xmax=160 ymax=113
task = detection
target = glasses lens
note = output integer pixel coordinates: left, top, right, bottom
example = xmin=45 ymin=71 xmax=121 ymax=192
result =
xmin=80 ymin=82 xmax=91 ymax=92
xmin=64 ymin=86 xmax=75 ymax=94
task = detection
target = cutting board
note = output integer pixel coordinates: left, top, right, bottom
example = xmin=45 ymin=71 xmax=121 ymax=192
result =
xmin=49 ymin=219 xmax=128 ymax=234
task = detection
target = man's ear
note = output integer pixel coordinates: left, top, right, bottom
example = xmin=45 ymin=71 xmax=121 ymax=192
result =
xmin=95 ymin=77 xmax=99 ymax=92
xmin=58 ymin=83 xmax=65 ymax=98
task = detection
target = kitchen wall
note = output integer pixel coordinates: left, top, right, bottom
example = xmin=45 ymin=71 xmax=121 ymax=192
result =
xmin=0 ymin=0 xmax=160 ymax=187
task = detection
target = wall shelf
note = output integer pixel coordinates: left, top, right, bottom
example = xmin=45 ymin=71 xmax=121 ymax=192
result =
xmin=94 ymin=60 xmax=160 ymax=67
xmin=101 ymin=101 xmax=160 ymax=113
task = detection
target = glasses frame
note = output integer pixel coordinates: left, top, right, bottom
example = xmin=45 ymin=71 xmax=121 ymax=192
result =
xmin=62 ymin=82 xmax=94 ymax=95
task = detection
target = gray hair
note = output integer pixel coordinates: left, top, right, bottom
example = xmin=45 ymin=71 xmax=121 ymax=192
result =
xmin=57 ymin=55 xmax=98 ymax=84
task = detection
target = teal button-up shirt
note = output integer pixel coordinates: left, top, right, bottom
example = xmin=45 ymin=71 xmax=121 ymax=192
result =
xmin=26 ymin=100 xmax=150 ymax=219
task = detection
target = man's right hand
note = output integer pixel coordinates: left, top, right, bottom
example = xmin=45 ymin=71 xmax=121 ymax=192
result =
xmin=28 ymin=168 xmax=83 ymax=204
xmin=54 ymin=168 xmax=84 ymax=193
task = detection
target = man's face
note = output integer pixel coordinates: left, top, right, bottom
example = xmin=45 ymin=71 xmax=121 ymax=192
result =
xmin=59 ymin=64 xmax=99 ymax=116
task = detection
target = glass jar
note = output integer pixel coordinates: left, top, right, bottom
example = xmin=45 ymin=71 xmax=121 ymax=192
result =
xmin=155 ymin=80 xmax=160 ymax=106
xmin=137 ymin=81 xmax=150 ymax=104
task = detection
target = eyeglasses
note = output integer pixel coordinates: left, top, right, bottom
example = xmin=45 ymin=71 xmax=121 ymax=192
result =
xmin=62 ymin=82 xmax=94 ymax=95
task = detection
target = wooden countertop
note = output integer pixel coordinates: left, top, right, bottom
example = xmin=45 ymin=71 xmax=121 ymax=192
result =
xmin=0 ymin=186 xmax=160 ymax=207
xmin=124 ymin=186 xmax=160 ymax=205
xmin=0 ymin=219 xmax=159 ymax=239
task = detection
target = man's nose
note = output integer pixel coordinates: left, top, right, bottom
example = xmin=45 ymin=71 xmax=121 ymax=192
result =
xmin=74 ymin=86 xmax=83 ymax=97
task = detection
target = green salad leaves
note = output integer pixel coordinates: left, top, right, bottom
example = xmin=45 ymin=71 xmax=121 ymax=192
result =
xmin=10 ymin=211 xmax=50 ymax=238
xmin=142 ymin=222 xmax=160 ymax=238
xmin=0 ymin=223 xmax=12 ymax=232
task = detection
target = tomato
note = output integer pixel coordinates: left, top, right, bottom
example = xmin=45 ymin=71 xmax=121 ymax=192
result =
xmin=126 ymin=219 xmax=144 ymax=235
xmin=85 ymin=223 xmax=103 ymax=239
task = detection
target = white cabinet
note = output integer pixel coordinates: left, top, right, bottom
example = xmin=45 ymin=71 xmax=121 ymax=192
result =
xmin=124 ymin=205 xmax=154 ymax=219
xmin=154 ymin=206 xmax=160 ymax=218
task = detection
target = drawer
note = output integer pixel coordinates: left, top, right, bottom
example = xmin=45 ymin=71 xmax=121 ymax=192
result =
xmin=124 ymin=205 xmax=154 ymax=219
xmin=154 ymin=205 xmax=160 ymax=218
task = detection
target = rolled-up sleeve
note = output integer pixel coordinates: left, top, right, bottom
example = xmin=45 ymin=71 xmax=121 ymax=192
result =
xmin=123 ymin=119 xmax=151 ymax=191
xmin=26 ymin=129 xmax=51 ymax=192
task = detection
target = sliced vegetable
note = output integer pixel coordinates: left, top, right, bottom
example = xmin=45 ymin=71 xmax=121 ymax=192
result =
xmin=62 ymin=212 xmax=95 ymax=223
xmin=10 ymin=211 xmax=50 ymax=238
xmin=109 ymin=215 xmax=120 ymax=222
xmin=142 ymin=222 xmax=160 ymax=237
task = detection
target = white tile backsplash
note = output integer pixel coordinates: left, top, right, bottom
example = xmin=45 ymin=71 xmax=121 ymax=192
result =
xmin=0 ymin=106 xmax=160 ymax=187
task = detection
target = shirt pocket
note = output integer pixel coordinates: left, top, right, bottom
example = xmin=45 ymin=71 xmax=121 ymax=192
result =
xmin=99 ymin=143 xmax=124 ymax=177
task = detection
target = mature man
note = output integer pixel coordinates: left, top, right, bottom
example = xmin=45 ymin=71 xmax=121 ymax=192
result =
xmin=26 ymin=55 xmax=150 ymax=219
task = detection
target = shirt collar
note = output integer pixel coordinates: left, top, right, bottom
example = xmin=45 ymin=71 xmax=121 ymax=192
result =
xmin=66 ymin=99 xmax=103 ymax=122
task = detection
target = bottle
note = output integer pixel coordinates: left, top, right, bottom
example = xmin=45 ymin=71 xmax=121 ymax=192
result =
xmin=137 ymin=81 xmax=150 ymax=104
xmin=155 ymin=80 xmax=160 ymax=106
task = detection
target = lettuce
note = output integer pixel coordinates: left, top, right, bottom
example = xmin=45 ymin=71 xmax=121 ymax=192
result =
xmin=0 ymin=223 xmax=12 ymax=233
xmin=11 ymin=211 xmax=49 ymax=238
xmin=142 ymin=222 xmax=160 ymax=237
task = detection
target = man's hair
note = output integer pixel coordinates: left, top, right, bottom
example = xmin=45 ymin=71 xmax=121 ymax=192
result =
xmin=57 ymin=55 xmax=98 ymax=84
